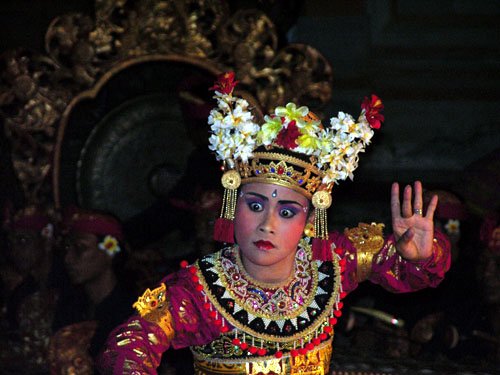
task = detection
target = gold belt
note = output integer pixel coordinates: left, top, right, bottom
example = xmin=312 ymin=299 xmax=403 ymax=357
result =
xmin=192 ymin=340 xmax=332 ymax=375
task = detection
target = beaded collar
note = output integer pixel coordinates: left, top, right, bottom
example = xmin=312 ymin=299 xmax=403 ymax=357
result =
xmin=196 ymin=239 xmax=339 ymax=343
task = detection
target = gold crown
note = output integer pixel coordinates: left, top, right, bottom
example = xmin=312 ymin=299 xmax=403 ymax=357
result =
xmin=235 ymin=152 xmax=324 ymax=199
xmin=132 ymin=283 xmax=167 ymax=317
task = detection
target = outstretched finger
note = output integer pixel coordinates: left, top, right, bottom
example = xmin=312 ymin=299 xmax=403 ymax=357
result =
xmin=402 ymin=184 xmax=413 ymax=218
xmin=413 ymin=181 xmax=423 ymax=215
xmin=425 ymin=194 xmax=438 ymax=220
xmin=391 ymin=182 xmax=401 ymax=219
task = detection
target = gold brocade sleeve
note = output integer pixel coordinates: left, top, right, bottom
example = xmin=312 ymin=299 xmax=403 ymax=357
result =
xmin=432 ymin=238 xmax=445 ymax=265
xmin=344 ymin=222 xmax=385 ymax=283
xmin=132 ymin=283 xmax=175 ymax=341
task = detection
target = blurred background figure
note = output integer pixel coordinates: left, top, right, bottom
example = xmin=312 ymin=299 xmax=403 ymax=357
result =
xmin=49 ymin=207 xmax=134 ymax=375
xmin=408 ymin=207 xmax=500 ymax=370
xmin=470 ymin=209 xmax=500 ymax=363
xmin=408 ymin=189 xmax=471 ymax=357
xmin=338 ymin=188 xmax=471 ymax=364
xmin=423 ymin=189 xmax=468 ymax=263
xmin=0 ymin=205 xmax=58 ymax=374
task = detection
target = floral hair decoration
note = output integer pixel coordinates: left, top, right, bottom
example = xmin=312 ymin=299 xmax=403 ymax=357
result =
xmin=444 ymin=219 xmax=460 ymax=235
xmin=62 ymin=206 xmax=124 ymax=257
xmin=98 ymin=235 xmax=121 ymax=256
xmin=208 ymin=72 xmax=383 ymax=260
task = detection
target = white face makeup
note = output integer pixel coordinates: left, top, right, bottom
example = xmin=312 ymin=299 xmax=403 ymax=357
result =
xmin=233 ymin=183 xmax=310 ymax=283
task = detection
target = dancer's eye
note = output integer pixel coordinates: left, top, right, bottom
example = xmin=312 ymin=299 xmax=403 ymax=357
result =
xmin=248 ymin=201 xmax=263 ymax=212
xmin=279 ymin=207 xmax=297 ymax=218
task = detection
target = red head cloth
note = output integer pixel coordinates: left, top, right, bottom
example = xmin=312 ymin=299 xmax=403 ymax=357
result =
xmin=62 ymin=206 xmax=124 ymax=242
xmin=3 ymin=205 xmax=52 ymax=232
xmin=480 ymin=211 xmax=500 ymax=252
xmin=423 ymin=190 xmax=468 ymax=221
xmin=434 ymin=202 xmax=469 ymax=221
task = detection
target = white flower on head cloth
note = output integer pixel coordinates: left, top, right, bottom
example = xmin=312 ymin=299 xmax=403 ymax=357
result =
xmin=98 ymin=235 xmax=121 ymax=256
xmin=208 ymin=72 xmax=384 ymax=261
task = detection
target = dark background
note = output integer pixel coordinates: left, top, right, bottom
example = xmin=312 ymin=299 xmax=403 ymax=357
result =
xmin=1 ymin=0 xmax=499 ymax=225
xmin=1 ymin=1 xmax=500 ymax=373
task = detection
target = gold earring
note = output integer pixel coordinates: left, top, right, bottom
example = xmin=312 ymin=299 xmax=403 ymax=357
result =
xmin=304 ymin=223 xmax=314 ymax=238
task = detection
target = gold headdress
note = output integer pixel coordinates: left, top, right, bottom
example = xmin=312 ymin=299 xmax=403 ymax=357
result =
xmin=209 ymin=72 xmax=384 ymax=260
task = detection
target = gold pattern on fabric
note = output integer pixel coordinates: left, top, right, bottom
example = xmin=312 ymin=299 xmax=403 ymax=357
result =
xmin=247 ymin=359 xmax=283 ymax=374
xmin=145 ymin=307 xmax=175 ymax=341
xmin=133 ymin=283 xmax=175 ymax=341
xmin=432 ymin=239 xmax=444 ymax=264
xmin=193 ymin=330 xmax=330 ymax=361
xmin=192 ymin=341 xmax=333 ymax=375
xmin=194 ymin=360 xmax=253 ymax=375
xmin=111 ymin=318 xmax=160 ymax=372
xmin=345 ymin=222 xmax=385 ymax=282
xmin=177 ymin=298 xmax=200 ymax=326
xmin=290 ymin=349 xmax=326 ymax=375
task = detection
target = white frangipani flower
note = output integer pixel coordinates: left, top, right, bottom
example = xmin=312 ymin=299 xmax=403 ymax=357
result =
xmin=208 ymin=82 xmax=382 ymax=188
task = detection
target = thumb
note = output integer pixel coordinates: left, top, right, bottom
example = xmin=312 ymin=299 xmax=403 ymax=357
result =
xmin=395 ymin=228 xmax=416 ymax=260
xmin=396 ymin=227 xmax=414 ymax=248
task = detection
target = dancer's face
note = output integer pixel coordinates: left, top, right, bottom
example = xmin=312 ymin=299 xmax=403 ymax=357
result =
xmin=234 ymin=183 xmax=310 ymax=270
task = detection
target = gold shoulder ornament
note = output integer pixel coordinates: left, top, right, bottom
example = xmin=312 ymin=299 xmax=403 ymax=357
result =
xmin=133 ymin=283 xmax=175 ymax=341
xmin=345 ymin=222 xmax=385 ymax=282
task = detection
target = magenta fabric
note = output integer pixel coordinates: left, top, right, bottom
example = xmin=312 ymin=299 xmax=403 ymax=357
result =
xmin=369 ymin=229 xmax=450 ymax=293
xmin=97 ymin=230 xmax=451 ymax=374
xmin=332 ymin=229 xmax=451 ymax=294
xmin=97 ymin=316 xmax=168 ymax=375
xmin=161 ymin=268 xmax=226 ymax=349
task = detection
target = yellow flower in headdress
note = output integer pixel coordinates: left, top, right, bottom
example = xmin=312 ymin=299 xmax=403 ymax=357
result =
xmin=258 ymin=115 xmax=284 ymax=146
xmin=99 ymin=235 xmax=121 ymax=256
xmin=275 ymin=102 xmax=309 ymax=123
xmin=296 ymin=133 xmax=321 ymax=153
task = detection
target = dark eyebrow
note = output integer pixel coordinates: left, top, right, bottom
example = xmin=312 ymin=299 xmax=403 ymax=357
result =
xmin=245 ymin=192 xmax=268 ymax=201
xmin=278 ymin=200 xmax=305 ymax=208
xmin=245 ymin=192 xmax=305 ymax=208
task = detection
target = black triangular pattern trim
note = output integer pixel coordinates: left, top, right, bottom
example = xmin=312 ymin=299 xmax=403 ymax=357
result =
xmin=197 ymin=247 xmax=338 ymax=339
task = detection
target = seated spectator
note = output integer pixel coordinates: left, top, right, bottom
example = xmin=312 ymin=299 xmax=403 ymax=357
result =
xmin=409 ymin=208 xmax=500 ymax=370
xmin=423 ymin=189 xmax=468 ymax=263
xmin=49 ymin=207 xmax=134 ymax=375
xmin=0 ymin=205 xmax=58 ymax=374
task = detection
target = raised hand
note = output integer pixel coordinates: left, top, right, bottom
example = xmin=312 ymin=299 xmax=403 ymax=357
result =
xmin=391 ymin=181 xmax=438 ymax=261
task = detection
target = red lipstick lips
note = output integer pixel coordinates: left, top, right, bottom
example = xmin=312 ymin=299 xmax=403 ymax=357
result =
xmin=254 ymin=240 xmax=275 ymax=250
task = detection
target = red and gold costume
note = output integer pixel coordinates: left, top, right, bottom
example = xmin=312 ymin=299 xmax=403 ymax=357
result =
xmin=98 ymin=73 xmax=451 ymax=374
xmin=98 ymin=227 xmax=449 ymax=375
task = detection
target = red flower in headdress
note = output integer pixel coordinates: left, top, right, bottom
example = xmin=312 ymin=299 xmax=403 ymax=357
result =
xmin=361 ymin=94 xmax=384 ymax=129
xmin=209 ymin=72 xmax=240 ymax=95
xmin=275 ymin=120 xmax=301 ymax=150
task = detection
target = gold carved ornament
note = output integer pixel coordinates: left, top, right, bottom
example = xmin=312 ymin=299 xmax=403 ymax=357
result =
xmin=0 ymin=0 xmax=332 ymax=207
xmin=236 ymin=152 xmax=323 ymax=199
xmin=133 ymin=283 xmax=175 ymax=341
xmin=345 ymin=222 xmax=385 ymax=282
